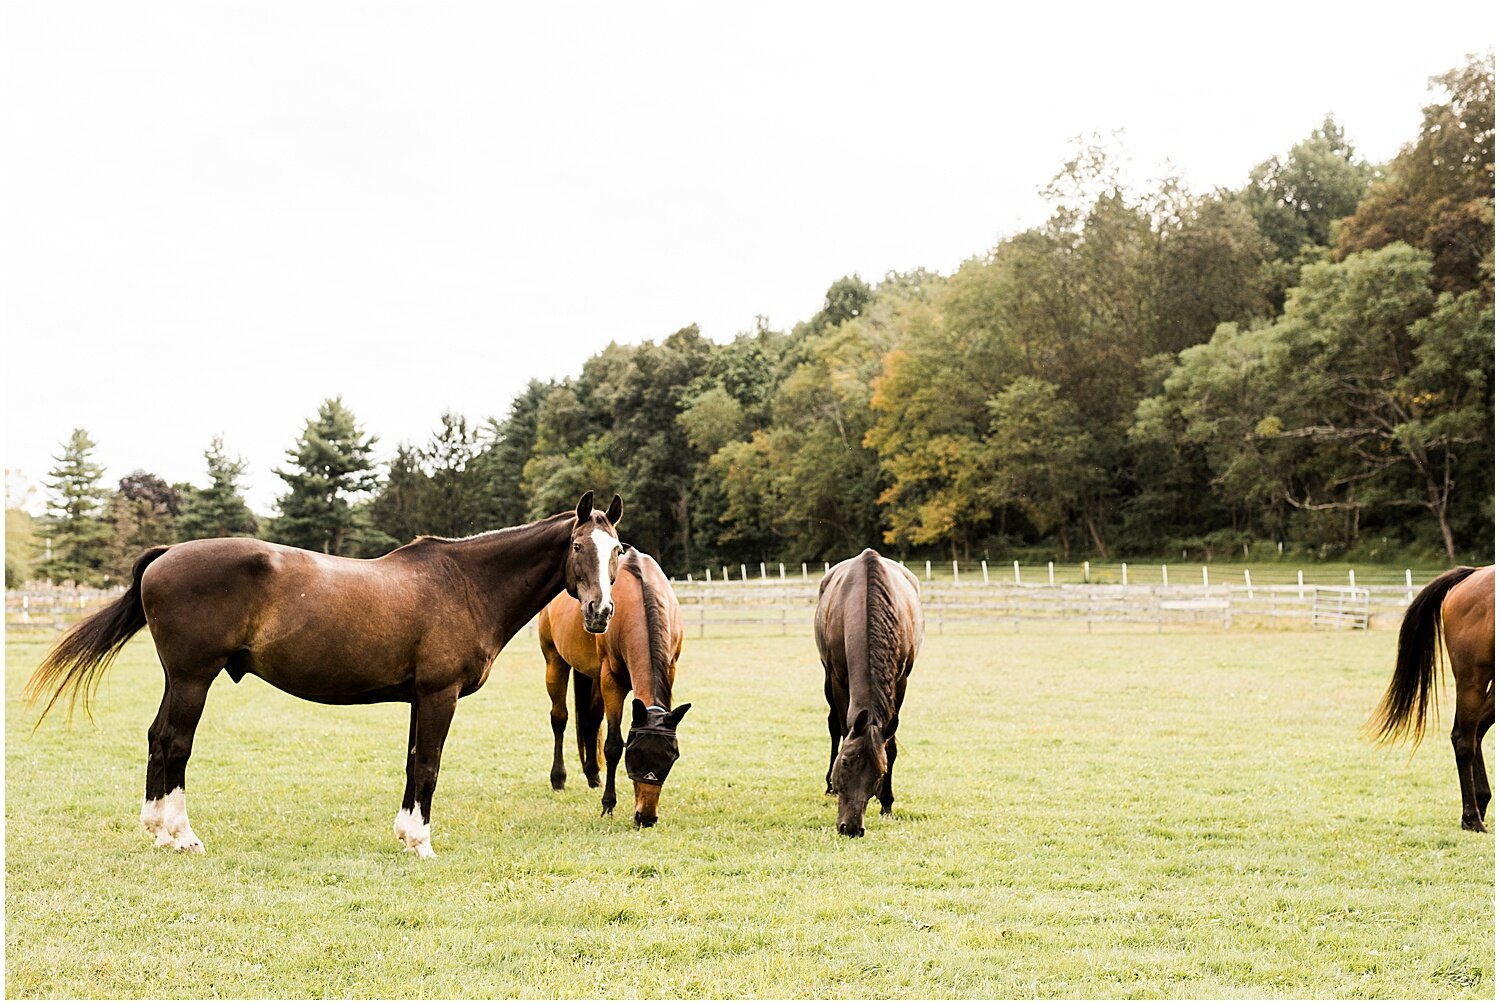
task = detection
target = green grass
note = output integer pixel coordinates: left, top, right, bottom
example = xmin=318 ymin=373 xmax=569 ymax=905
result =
xmin=5 ymin=629 xmax=1493 ymax=998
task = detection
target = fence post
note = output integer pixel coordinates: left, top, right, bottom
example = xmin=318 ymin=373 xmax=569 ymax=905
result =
xmin=1243 ymin=569 xmax=1254 ymax=600
xmin=1297 ymin=570 xmax=1304 ymax=600
xmin=1405 ymin=569 xmax=1413 ymax=602
xmin=981 ymin=560 xmax=989 ymax=584
xmin=760 ymin=562 xmax=766 ymax=580
xmin=925 ymin=560 xmax=932 ymax=581
xmin=1349 ymin=569 xmax=1356 ymax=588
xmin=1013 ymin=560 xmax=1021 ymax=586
xmin=741 ymin=564 xmax=748 ymax=581
xmin=952 ymin=560 xmax=959 ymax=585
xmin=705 ymin=567 xmax=712 ymax=582
xmin=1202 ymin=566 xmax=1209 ymax=595
xmin=722 ymin=566 xmax=729 ymax=582
xmin=802 ymin=562 xmax=808 ymax=583
xmin=1083 ymin=560 xmax=1090 ymax=584
xmin=1161 ymin=564 xmax=1168 ymax=586
xmin=824 ymin=562 xmax=830 ymax=575
xmin=22 ymin=595 xmax=29 ymax=622
xmin=1121 ymin=563 xmax=1129 ymax=587
xmin=779 ymin=563 xmax=786 ymax=580
xmin=1048 ymin=561 xmax=1054 ymax=587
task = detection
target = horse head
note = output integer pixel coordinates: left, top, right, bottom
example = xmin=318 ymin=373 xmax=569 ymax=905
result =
xmin=829 ymin=708 xmax=894 ymax=837
xmin=565 ymin=491 xmax=624 ymax=634
xmin=625 ymin=698 xmax=691 ymax=827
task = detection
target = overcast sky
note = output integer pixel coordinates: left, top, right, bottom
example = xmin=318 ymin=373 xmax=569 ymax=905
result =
xmin=2 ymin=2 xmax=1491 ymax=514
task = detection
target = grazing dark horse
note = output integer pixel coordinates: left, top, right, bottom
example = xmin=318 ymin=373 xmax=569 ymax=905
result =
xmin=815 ymin=548 xmax=923 ymax=837
xmin=23 ymin=491 xmax=625 ymax=858
xmin=1368 ymin=565 xmax=1495 ymax=831
xmin=538 ymin=547 xmax=689 ymax=826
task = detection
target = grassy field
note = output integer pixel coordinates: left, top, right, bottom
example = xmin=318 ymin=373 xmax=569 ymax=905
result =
xmin=5 ymin=628 xmax=1493 ymax=998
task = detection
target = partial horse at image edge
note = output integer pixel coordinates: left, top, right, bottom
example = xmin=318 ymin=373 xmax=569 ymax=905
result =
xmin=1367 ymin=564 xmax=1495 ymax=832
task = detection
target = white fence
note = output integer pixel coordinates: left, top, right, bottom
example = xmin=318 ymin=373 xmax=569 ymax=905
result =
xmin=662 ymin=579 xmax=1409 ymax=636
xmin=1 ymin=574 xmax=1416 ymax=639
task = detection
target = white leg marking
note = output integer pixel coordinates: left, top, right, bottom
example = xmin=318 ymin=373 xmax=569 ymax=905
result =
xmin=393 ymin=807 xmax=435 ymax=859
xmin=141 ymin=796 xmax=168 ymax=842
xmin=155 ymin=787 xmax=205 ymax=853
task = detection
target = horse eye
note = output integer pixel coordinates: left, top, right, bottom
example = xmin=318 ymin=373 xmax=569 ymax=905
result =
xmin=573 ymin=543 xmax=582 ymax=553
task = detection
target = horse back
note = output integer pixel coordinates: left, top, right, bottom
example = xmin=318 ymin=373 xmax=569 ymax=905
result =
xmin=816 ymin=550 xmax=923 ymax=686
xmin=1444 ymin=565 xmax=1495 ymax=679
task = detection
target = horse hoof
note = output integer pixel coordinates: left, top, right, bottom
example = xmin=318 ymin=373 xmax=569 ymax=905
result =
xmin=880 ymin=805 xmax=893 ymax=817
xmin=1462 ymin=817 xmax=1487 ymax=833
xmin=601 ymin=804 xmax=615 ymax=817
xmin=550 ymin=777 xmax=566 ymax=792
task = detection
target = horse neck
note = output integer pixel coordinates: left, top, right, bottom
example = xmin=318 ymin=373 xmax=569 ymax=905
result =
xmin=614 ymin=559 xmax=672 ymax=708
xmin=447 ymin=514 xmax=572 ymax=650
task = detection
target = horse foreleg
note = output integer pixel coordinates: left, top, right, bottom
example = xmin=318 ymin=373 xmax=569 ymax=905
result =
xmin=824 ymin=671 xmax=845 ymax=795
xmin=395 ymin=688 xmax=459 ymax=858
xmin=1452 ymin=682 xmax=1488 ymax=832
xmin=599 ymin=667 xmax=626 ymax=817
xmin=141 ymin=676 xmax=212 ymax=853
xmin=394 ymin=703 xmax=419 ymax=841
xmin=879 ymin=737 xmax=899 ymax=816
xmin=545 ymin=656 xmax=571 ymax=791
xmin=574 ymin=670 xmax=604 ymax=788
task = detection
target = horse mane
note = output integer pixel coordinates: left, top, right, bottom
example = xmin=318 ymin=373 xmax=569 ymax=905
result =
xmin=396 ymin=511 xmax=573 ymax=551
xmin=859 ymin=549 xmax=901 ymax=729
xmin=621 ymin=548 xmax=673 ymax=708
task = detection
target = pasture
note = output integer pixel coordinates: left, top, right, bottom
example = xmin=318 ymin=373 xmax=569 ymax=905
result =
xmin=5 ymin=628 xmax=1493 ymax=998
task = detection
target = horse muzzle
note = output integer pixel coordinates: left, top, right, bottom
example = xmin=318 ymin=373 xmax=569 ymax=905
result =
xmin=582 ymin=600 xmax=613 ymax=634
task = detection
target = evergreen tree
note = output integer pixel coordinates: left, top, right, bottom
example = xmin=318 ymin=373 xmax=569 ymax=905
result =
xmin=270 ymin=397 xmax=379 ymax=555
xmin=40 ymin=428 xmax=110 ymax=585
xmin=103 ymin=471 xmax=180 ymax=580
xmin=177 ymin=435 xmax=259 ymax=541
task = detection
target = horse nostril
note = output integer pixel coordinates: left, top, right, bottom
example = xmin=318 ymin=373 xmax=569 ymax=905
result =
xmin=634 ymin=812 xmax=656 ymax=828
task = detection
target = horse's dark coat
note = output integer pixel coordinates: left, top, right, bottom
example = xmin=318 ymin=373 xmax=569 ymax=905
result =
xmin=815 ymin=549 xmax=923 ymax=837
xmin=25 ymin=492 xmax=624 ymax=857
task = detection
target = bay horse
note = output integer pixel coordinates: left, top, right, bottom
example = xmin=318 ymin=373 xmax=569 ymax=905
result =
xmin=23 ymin=491 xmax=625 ymax=858
xmin=815 ymin=548 xmax=923 ymax=837
xmin=538 ymin=547 xmax=689 ymax=826
xmin=1368 ymin=565 xmax=1495 ymax=831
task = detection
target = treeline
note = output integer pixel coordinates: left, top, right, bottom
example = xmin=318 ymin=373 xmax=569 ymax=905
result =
xmin=10 ymin=56 xmax=1493 ymax=588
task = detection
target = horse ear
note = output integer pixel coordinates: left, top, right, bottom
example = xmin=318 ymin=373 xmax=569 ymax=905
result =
xmin=666 ymin=702 xmax=691 ymax=727
xmin=850 ymin=709 xmax=869 ymax=736
xmin=631 ymin=698 xmax=648 ymax=728
xmin=882 ymin=713 xmax=899 ymax=739
xmin=605 ymin=493 xmax=623 ymax=527
xmin=575 ymin=491 xmax=595 ymax=522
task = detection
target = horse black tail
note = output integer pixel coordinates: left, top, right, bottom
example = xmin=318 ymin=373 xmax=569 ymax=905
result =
xmin=23 ymin=546 xmax=171 ymax=725
xmin=1366 ymin=566 xmax=1479 ymax=746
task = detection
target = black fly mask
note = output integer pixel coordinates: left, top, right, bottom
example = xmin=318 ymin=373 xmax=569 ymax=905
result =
xmin=625 ymin=700 xmax=690 ymax=784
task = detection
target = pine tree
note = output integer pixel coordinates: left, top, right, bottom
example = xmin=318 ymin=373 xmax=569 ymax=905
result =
xmin=271 ymin=397 xmax=379 ymax=554
xmin=177 ymin=435 xmax=259 ymax=541
xmin=40 ymin=428 xmax=111 ymax=585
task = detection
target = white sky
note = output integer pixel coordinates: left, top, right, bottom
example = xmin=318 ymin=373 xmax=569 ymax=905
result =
xmin=2 ymin=1 xmax=1492 ymax=514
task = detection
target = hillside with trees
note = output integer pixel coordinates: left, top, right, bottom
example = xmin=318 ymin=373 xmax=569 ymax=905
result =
xmin=8 ymin=55 xmax=1492 ymax=587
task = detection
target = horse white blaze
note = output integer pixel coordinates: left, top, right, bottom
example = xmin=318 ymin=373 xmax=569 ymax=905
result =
xmin=591 ymin=528 xmax=618 ymax=609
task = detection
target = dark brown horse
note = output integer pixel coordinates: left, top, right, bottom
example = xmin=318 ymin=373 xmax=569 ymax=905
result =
xmin=23 ymin=492 xmax=625 ymax=858
xmin=1369 ymin=565 xmax=1495 ymax=831
xmin=815 ymin=548 xmax=923 ymax=837
xmin=538 ymin=547 xmax=688 ymax=826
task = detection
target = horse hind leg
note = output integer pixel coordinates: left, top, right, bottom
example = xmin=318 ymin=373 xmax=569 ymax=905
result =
xmin=141 ymin=677 xmax=212 ymax=853
xmin=574 ymin=671 xmax=604 ymax=788
xmin=1452 ymin=681 xmax=1488 ymax=832
xmin=1474 ymin=691 xmax=1494 ymax=823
